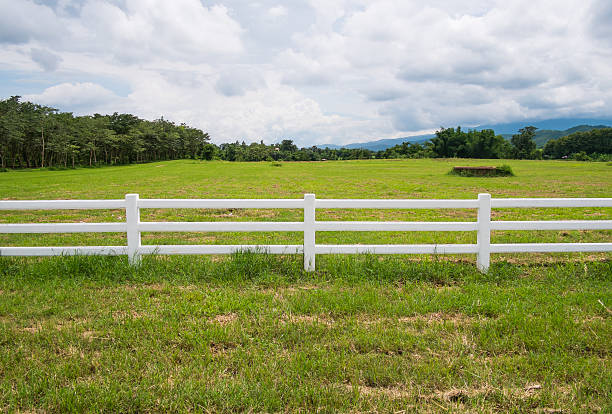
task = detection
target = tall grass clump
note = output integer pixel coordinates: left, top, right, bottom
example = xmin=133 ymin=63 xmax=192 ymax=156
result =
xmin=1 ymin=253 xmax=580 ymax=289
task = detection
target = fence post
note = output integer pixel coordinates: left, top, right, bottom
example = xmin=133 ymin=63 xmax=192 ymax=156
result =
xmin=477 ymin=193 xmax=491 ymax=273
xmin=304 ymin=193 xmax=316 ymax=272
xmin=126 ymin=194 xmax=141 ymax=265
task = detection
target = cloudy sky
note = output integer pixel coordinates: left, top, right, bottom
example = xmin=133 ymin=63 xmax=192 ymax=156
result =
xmin=1 ymin=0 xmax=611 ymax=146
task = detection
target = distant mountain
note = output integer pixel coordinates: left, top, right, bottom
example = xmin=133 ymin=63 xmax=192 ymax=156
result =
xmin=320 ymin=134 xmax=434 ymax=151
xmin=499 ymin=125 xmax=611 ymax=147
xmin=476 ymin=118 xmax=612 ymax=135
xmin=318 ymin=118 xmax=612 ymax=152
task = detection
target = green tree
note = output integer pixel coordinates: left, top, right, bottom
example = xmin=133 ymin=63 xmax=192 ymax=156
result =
xmin=511 ymin=126 xmax=537 ymax=159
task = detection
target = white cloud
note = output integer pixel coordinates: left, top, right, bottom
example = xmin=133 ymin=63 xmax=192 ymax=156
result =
xmin=75 ymin=0 xmax=244 ymax=63
xmin=0 ymin=0 xmax=65 ymax=44
xmin=268 ymin=5 xmax=288 ymax=18
xmin=24 ymin=82 xmax=120 ymax=111
xmin=1 ymin=0 xmax=611 ymax=145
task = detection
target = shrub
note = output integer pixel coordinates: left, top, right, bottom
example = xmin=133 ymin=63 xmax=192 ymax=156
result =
xmin=496 ymin=164 xmax=514 ymax=176
xmin=571 ymin=151 xmax=590 ymax=161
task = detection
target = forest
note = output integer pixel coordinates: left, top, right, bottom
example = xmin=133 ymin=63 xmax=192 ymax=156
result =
xmin=1 ymin=96 xmax=610 ymax=169
xmin=0 ymin=96 xmax=213 ymax=169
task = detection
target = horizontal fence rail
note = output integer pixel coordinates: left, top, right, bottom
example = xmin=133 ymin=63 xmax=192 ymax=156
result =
xmin=0 ymin=200 xmax=126 ymax=210
xmin=0 ymin=193 xmax=611 ymax=273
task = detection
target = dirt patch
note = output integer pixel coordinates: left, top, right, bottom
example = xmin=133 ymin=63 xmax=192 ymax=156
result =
xmin=143 ymin=283 xmax=166 ymax=291
xmin=339 ymin=383 xmax=412 ymax=399
xmin=121 ymin=283 xmax=167 ymax=292
xmin=209 ymin=313 xmax=238 ymax=325
xmin=357 ymin=312 xmax=486 ymax=327
xmin=176 ymin=285 xmax=199 ymax=291
xmin=285 ymin=285 xmax=320 ymax=292
xmin=54 ymin=317 xmax=90 ymax=330
xmin=428 ymin=386 xmax=493 ymax=403
xmin=82 ymin=330 xmax=97 ymax=340
xmin=210 ymin=341 xmax=237 ymax=355
xmin=337 ymin=382 xmax=557 ymax=403
xmin=57 ymin=344 xmax=86 ymax=359
xmin=429 ymin=285 xmax=462 ymax=292
xmin=22 ymin=325 xmax=41 ymax=333
xmin=576 ymin=315 xmax=607 ymax=323
xmin=81 ymin=330 xmax=110 ymax=342
xmin=282 ymin=313 xmax=334 ymax=326
xmin=399 ymin=312 xmax=480 ymax=324
xmin=340 ymin=383 xmax=494 ymax=403
xmin=524 ymin=383 xmax=542 ymax=395
xmin=440 ymin=388 xmax=472 ymax=402
xmin=112 ymin=310 xmax=145 ymax=321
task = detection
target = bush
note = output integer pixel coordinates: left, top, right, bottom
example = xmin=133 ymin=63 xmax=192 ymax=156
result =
xmin=496 ymin=164 xmax=514 ymax=176
xmin=571 ymin=151 xmax=590 ymax=161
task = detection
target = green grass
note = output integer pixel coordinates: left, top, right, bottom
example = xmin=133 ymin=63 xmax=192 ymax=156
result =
xmin=0 ymin=159 xmax=611 ymax=412
xmin=0 ymin=159 xmax=611 ymax=264
xmin=1 ymin=255 xmax=611 ymax=412
xmin=2 ymin=158 xmax=611 ymax=199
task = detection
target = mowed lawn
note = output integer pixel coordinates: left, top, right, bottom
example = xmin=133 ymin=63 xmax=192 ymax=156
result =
xmin=1 ymin=159 xmax=611 ymax=412
xmin=1 ymin=158 xmax=611 ymax=251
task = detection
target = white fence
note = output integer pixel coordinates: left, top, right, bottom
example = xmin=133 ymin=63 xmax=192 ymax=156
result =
xmin=1 ymin=193 xmax=611 ymax=273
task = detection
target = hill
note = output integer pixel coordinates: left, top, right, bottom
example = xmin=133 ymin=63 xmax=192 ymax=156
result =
xmin=320 ymin=134 xmax=433 ymax=151
xmin=323 ymin=122 xmax=611 ymax=151
xmin=476 ymin=117 xmax=612 ymax=134
xmin=499 ymin=125 xmax=611 ymax=147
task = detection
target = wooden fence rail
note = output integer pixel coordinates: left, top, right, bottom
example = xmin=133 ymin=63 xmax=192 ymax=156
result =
xmin=1 ymin=194 xmax=611 ymax=273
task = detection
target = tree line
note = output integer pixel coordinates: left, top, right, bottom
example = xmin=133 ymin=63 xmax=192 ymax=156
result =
xmin=543 ymin=128 xmax=612 ymax=161
xmin=1 ymin=96 xmax=610 ymax=169
xmin=0 ymin=96 xmax=212 ymax=169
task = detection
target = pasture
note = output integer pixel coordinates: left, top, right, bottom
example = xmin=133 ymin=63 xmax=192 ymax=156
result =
xmin=1 ymin=159 xmax=611 ymax=412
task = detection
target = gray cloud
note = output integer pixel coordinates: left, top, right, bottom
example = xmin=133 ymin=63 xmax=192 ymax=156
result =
xmin=30 ymin=48 xmax=62 ymax=71
xmin=0 ymin=0 xmax=64 ymax=44
xmin=1 ymin=0 xmax=611 ymax=145
xmin=364 ymin=89 xmax=406 ymax=102
xmin=385 ymin=107 xmax=434 ymax=132
xmin=215 ymin=68 xmax=264 ymax=97
xmin=589 ymin=0 xmax=612 ymax=43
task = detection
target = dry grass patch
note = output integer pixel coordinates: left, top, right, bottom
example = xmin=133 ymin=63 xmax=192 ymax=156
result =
xmin=285 ymin=285 xmax=320 ymax=291
xmin=339 ymin=383 xmax=413 ymax=399
xmin=81 ymin=330 xmax=110 ymax=342
xmin=112 ymin=310 xmax=145 ymax=321
xmin=22 ymin=324 xmax=42 ymax=333
xmin=398 ymin=312 xmax=485 ymax=324
xmin=356 ymin=312 xmax=488 ymax=327
xmin=209 ymin=341 xmax=238 ymax=355
xmin=337 ymin=382 xmax=576 ymax=408
xmin=281 ymin=313 xmax=334 ymax=327
xmin=120 ymin=283 xmax=167 ymax=292
xmin=209 ymin=312 xmax=238 ymax=325
xmin=53 ymin=317 xmax=90 ymax=330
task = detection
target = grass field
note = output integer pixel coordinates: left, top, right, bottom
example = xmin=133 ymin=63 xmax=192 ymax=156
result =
xmin=1 ymin=159 xmax=611 ymax=412
xmin=1 ymin=158 xmax=611 ymax=252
